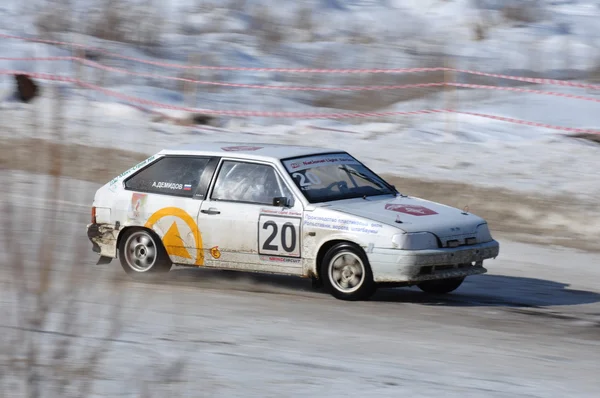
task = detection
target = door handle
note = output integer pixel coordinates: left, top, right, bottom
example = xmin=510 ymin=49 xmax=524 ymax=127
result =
xmin=201 ymin=208 xmax=220 ymax=215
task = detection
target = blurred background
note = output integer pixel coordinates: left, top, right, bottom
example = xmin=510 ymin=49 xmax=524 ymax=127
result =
xmin=1 ymin=1 xmax=599 ymax=397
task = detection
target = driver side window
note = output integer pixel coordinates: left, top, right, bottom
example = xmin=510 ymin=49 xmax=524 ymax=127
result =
xmin=211 ymin=160 xmax=293 ymax=205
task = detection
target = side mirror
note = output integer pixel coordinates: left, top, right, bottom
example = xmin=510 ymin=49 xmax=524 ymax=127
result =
xmin=272 ymin=196 xmax=291 ymax=207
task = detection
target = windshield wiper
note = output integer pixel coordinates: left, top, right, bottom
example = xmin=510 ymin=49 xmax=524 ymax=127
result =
xmin=339 ymin=166 xmax=388 ymax=191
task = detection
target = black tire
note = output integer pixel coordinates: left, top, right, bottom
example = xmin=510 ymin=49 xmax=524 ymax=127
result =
xmin=320 ymin=242 xmax=376 ymax=301
xmin=118 ymin=228 xmax=172 ymax=278
xmin=417 ymin=277 xmax=465 ymax=294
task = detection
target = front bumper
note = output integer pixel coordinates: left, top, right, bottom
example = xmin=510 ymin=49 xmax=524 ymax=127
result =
xmin=367 ymin=240 xmax=499 ymax=283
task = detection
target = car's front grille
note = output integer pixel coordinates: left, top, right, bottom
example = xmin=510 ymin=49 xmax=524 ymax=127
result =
xmin=443 ymin=236 xmax=477 ymax=248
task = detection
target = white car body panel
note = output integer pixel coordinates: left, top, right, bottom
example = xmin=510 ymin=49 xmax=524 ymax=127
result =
xmin=326 ymin=195 xmax=486 ymax=246
xmin=198 ymin=203 xmax=304 ymax=275
xmin=87 ymin=142 xmax=499 ymax=285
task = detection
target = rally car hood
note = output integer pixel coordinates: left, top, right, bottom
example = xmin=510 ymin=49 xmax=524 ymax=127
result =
xmin=324 ymin=195 xmax=485 ymax=237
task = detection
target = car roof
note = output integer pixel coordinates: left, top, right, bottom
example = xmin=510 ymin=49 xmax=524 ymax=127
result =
xmin=158 ymin=141 xmax=342 ymax=161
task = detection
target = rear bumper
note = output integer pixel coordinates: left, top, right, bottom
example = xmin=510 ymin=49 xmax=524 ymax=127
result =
xmin=87 ymin=223 xmax=118 ymax=258
xmin=367 ymin=240 xmax=499 ymax=283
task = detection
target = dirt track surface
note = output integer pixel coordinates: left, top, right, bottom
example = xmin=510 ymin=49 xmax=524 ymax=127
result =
xmin=1 ymin=171 xmax=600 ymax=397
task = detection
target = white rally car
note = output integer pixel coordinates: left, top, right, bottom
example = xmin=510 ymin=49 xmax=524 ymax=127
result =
xmin=87 ymin=142 xmax=499 ymax=300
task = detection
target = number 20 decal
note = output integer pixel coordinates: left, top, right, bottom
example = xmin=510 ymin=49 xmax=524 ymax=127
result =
xmin=262 ymin=221 xmax=296 ymax=252
xmin=258 ymin=216 xmax=301 ymax=257
xmin=292 ymin=171 xmax=321 ymax=187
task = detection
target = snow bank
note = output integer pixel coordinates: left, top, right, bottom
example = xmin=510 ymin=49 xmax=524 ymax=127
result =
xmin=0 ymin=0 xmax=599 ymax=202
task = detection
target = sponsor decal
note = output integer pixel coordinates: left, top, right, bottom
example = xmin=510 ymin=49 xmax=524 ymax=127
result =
xmin=144 ymin=207 xmax=204 ymax=266
xmin=260 ymin=255 xmax=301 ymax=264
xmin=221 ymin=146 xmax=263 ymax=152
xmin=210 ymin=246 xmax=221 ymax=259
xmin=152 ymin=182 xmax=184 ymax=190
xmin=183 ymin=184 xmax=192 ymax=191
xmin=384 ymin=204 xmax=438 ymax=216
xmin=260 ymin=208 xmax=302 ymax=217
xmin=282 ymin=154 xmax=360 ymax=172
xmin=108 ymin=155 xmax=156 ymax=187
xmin=302 ymin=214 xmax=381 ymax=234
xmin=127 ymin=193 xmax=147 ymax=222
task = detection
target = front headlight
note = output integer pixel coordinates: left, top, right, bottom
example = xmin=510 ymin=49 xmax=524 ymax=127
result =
xmin=476 ymin=223 xmax=493 ymax=243
xmin=392 ymin=232 xmax=438 ymax=250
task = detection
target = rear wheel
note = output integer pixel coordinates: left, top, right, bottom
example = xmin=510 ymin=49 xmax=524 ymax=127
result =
xmin=119 ymin=228 xmax=171 ymax=278
xmin=417 ymin=277 xmax=465 ymax=294
xmin=320 ymin=243 xmax=376 ymax=301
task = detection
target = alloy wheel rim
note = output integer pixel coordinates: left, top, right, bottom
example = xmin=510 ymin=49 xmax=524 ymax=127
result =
xmin=329 ymin=252 xmax=365 ymax=293
xmin=125 ymin=231 xmax=157 ymax=272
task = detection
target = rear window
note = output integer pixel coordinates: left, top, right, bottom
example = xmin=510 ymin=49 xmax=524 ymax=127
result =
xmin=124 ymin=156 xmax=210 ymax=197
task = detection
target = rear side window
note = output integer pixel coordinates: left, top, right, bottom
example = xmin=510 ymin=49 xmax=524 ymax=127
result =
xmin=125 ymin=156 xmax=210 ymax=197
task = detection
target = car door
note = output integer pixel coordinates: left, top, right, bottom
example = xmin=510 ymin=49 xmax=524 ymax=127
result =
xmin=197 ymin=159 xmax=304 ymax=275
xmin=121 ymin=155 xmax=218 ymax=267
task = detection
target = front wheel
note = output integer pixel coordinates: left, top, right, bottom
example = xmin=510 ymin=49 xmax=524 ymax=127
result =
xmin=417 ymin=277 xmax=465 ymax=294
xmin=320 ymin=243 xmax=376 ymax=301
xmin=119 ymin=228 xmax=172 ymax=278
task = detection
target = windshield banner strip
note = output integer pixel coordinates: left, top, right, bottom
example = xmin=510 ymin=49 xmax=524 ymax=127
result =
xmin=283 ymin=154 xmax=360 ymax=172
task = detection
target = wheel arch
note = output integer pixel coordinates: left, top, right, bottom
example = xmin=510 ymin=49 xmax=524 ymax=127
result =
xmin=314 ymin=239 xmax=368 ymax=281
xmin=116 ymin=225 xmax=165 ymax=257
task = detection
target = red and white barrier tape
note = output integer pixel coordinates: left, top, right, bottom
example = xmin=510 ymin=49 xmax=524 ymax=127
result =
xmin=0 ymin=33 xmax=89 ymax=48
xmin=447 ymin=83 xmax=600 ymax=103
xmin=0 ymin=69 xmax=446 ymax=117
xmin=4 ymin=33 xmax=600 ymax=89
xmin=3 ymin=56 xmax=600 ymax=101
xmin=0 ymin=70 xmax=77 ymax=82
xmin=1 ymin=69 xmax=598 ymax=134
xmin=3 ymin=49 xmax=600 ymax=94
xmin=75 ymin=58 xmax=450 ymax=91
xmin=447 ymin=110 xmax=597 ymax=134
xmin=0 ymin=34 xmax=445 ymax=74
xmin=61 ymin=59 xmax=600 ymax=98
xmin=452 ymin=68 xmax=600 ymax=91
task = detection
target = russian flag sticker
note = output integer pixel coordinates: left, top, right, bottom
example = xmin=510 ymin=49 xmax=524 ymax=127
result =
xmin=183 ymin=184 xmax=192 ymax=191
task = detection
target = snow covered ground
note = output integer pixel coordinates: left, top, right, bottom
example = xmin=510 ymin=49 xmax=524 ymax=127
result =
xmin=1 ymin=1 xmax=599 ymax=202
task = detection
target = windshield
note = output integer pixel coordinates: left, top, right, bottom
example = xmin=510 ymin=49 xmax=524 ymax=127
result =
xmin=281 ymin=153 xmax=396 ymax=203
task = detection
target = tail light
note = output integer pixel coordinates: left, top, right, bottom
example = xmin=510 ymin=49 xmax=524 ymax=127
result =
xmin=91 ymin=206 xmax=97 ymax=224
